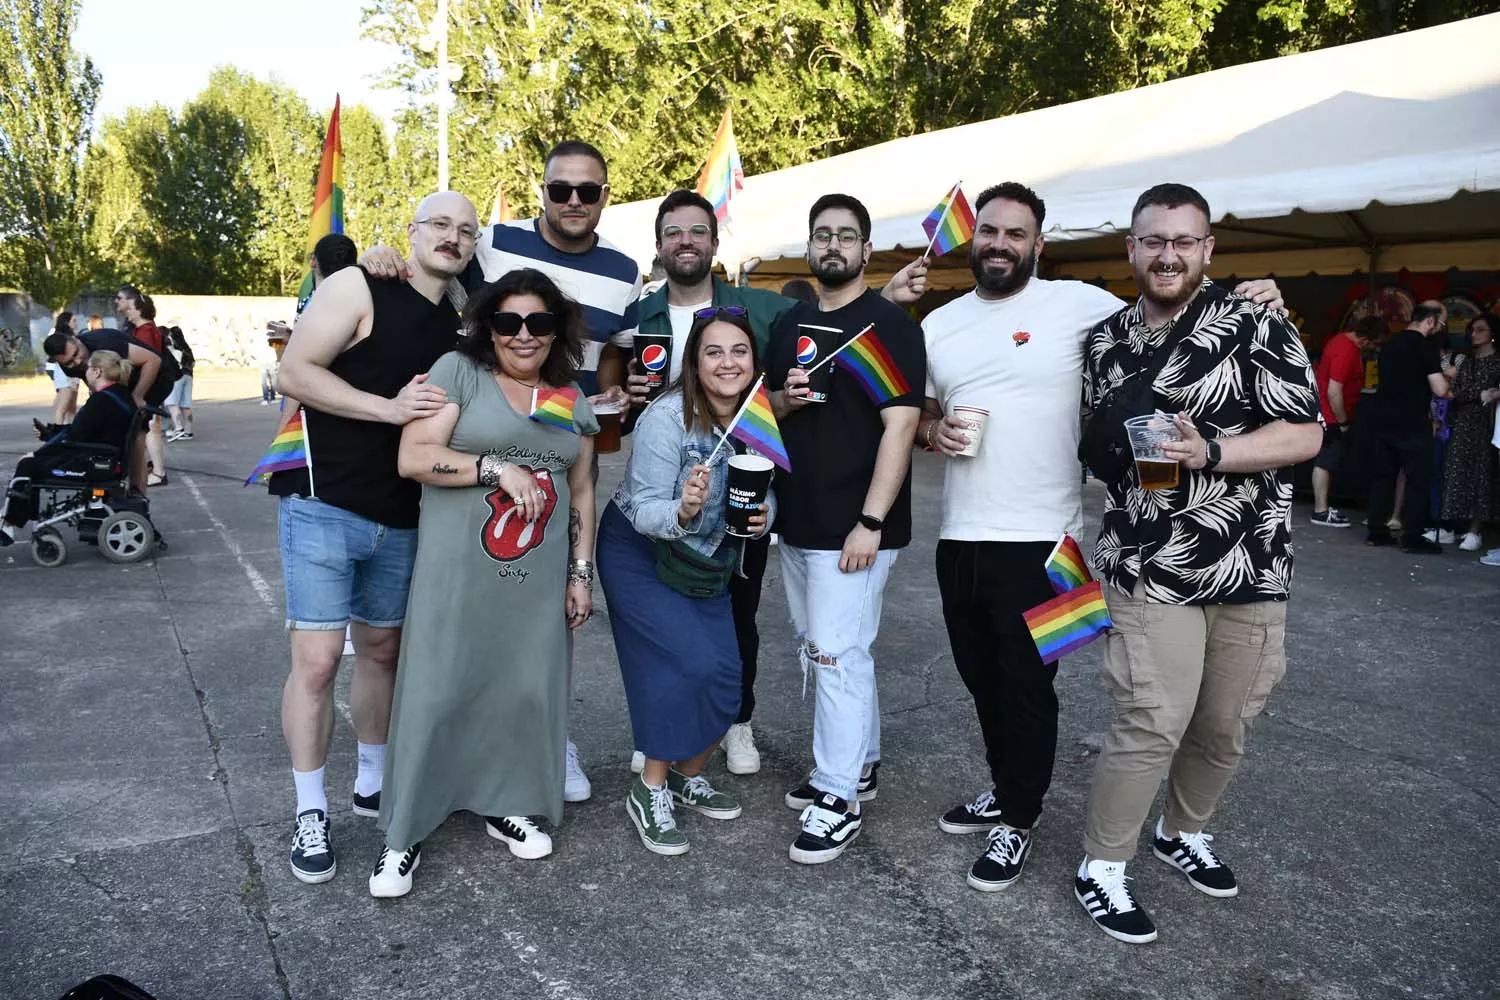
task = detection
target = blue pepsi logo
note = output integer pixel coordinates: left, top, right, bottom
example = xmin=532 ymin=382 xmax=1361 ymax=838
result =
xmin=641 ymin=344 xmax=668 ymax=372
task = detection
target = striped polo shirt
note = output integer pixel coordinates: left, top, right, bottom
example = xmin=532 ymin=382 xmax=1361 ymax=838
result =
xmin=469 ymin=218 xmax=643 ymax=379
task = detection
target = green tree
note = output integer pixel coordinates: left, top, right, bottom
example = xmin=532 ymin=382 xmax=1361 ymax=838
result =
xmin=0 ymin=0 xmax=100 ymax=306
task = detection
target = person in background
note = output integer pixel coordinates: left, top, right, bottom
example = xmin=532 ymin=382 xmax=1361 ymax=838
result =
xmin=164 ymin=327 xmax=196 ymax=442
xmin=1435 ymin=313 xmax=1500 ymax=552
xmin=1310 ymin=316 xmax=1381 ymax=527
xmin=45 ymin=311 xmax=80 ymax=426
xmin=780 ymin=279 xmax=818 ymax=304
xmin=116 ymin=288 xmax=168 ymax=487
xmin=260 ymin=334 xmax=281 ymax=405
xmin=86 ymin=315 xmax=104 ymax=331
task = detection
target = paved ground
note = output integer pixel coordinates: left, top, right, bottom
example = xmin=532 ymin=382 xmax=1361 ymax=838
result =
xmin=1 ymin=394 xmax=1497 ymax=1000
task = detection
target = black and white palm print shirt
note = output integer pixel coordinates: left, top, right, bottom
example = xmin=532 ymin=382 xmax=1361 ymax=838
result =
xmin=1085 ymin=280 xmax=1321 ymax=606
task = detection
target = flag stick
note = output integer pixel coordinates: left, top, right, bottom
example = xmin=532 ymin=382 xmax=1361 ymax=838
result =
xmin=803 ymin=324 xmax=875 ymax=374
xmin=302 ymin=408 xmax=315 ymax=499
xmin=704 ymin=374 xmax=765 ymax=468
xmin=920 ymin=180 xmax=963 ymax=262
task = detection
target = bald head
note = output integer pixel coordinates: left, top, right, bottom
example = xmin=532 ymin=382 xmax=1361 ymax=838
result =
xmin=1410 ymin=299 xmax=1447 ymax=337
xmin=408 ymin=191 xmax=479 ymax=281
xmin=414 ymin=191 xmax=477 ymax=227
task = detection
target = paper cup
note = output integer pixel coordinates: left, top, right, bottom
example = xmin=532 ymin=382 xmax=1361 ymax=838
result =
xmin=724 ymin=455 xmax=774 ymax=537
xmin=952 ymin=405 xmax=989 ymax=457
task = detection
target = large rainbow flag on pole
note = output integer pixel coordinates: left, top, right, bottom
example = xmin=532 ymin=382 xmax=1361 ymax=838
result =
xmin=826 ymin=324 xmax=913 ymax=404
xmin=695 ymin=108 xmax=744 ymax=223
xmin=706 ymin=376 xmax=792 ymax=472
xmin=921 ymin=181 xmax=976 ymax=258
xmin=295 ymin=96 xmax=346 ymax=306
xmin=246 ymin=408 xmax=312 ymax=488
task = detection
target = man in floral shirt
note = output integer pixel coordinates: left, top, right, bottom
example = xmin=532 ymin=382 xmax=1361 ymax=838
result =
xmin=1074 ymin=183 xmax=1322 ymax=945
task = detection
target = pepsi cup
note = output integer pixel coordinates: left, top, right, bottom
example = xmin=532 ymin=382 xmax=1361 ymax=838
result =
xmin=724 ymin=455 xmax=774 ymax=537
xmin=795 ymin=324 xmax=841 ymax=403
xmin=633 ymin=333 xmax=673 ymax=401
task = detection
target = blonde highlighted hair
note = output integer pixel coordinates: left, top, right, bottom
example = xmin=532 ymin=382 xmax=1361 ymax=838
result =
xmin=87 ymin=349 xmax=133 ymax=384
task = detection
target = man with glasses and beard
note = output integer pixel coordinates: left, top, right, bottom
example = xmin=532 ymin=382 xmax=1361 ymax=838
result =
xmin=764 ymin=193 xmax=926 ymax=865
xmin=915 ymin=182 xmax=1286 ymax=898
xmin=624 ymin=189 xmax=930 ymax=777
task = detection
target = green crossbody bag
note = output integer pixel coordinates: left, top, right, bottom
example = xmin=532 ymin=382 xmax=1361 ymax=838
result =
xmin=654 ymin=539 xmax=735 ymax=598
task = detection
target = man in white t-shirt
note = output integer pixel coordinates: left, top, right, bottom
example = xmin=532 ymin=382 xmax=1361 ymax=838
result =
xmin=914 ymin=182 xmax=1282 ymax=894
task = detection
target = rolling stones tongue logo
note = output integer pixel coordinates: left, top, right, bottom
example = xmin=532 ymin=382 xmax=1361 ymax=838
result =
xmin=480 ymin=466 xmax=557 ymax=561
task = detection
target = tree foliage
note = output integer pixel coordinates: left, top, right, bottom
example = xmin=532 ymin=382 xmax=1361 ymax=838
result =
xmin=0 ymin=0 xmax=99 ymax=307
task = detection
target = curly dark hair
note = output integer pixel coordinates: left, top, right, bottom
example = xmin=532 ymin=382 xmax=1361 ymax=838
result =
xmin=457 ymin=268 xmax=584 ymax=388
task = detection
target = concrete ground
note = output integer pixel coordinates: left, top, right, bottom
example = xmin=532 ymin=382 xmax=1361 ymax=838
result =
xmin=1 ymin=394 xmax=1497 ymax=1000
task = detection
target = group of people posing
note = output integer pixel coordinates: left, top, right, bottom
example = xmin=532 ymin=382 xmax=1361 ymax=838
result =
xmin=268 ymin=139 xmax=1321 ymax=947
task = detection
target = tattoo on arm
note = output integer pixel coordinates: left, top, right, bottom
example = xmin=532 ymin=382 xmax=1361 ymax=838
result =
xmin=431 ymin=462 xmax=459 ymax=475
xmin=569 ymin=506 xmax=581 ymax=546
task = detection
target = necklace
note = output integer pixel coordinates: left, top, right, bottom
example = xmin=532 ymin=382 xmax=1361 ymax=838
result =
xmin=498 ymin=370 xmax=540 ymax=389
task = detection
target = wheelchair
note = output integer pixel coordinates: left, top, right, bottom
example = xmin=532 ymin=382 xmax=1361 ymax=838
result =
xmin=14 ymin=406 xmax=167 ymax=568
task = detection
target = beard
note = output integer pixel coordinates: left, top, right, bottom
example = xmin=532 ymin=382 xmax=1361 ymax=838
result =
xmin=809 ymin=251 xmax=864 ymax=289
xmin=1136 ymin=258 xmax=1205 ymax=312
xmin=663 ymin=248 xmax=712 ymax=285
xmin=969 ymin=244 xmax=1035 ymax=297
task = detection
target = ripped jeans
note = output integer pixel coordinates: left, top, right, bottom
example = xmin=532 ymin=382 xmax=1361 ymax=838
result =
xmin=779 ymin=545 xmax=898 ymax=802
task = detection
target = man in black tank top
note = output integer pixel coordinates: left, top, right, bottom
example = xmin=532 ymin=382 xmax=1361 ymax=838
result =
xmin=268 ymin=192 xmax=478 ymax=886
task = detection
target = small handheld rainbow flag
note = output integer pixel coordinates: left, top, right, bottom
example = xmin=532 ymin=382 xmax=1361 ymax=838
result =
xmin=709 ymin=376 xmax=791 ymax=472
xmin=246 ymin=408 xmax=311 ymax=486
xmin=921 ymin=181 xmax=976 ymax=258
xmin=1045 ymin=534 xmax=1091 ymax=594
xmin=828 ymin=324 xmax=912 ymax=404
xmin=530 ymin=386 xmax=580 ymax=433
xmin=1023 ymin=580 xmax=1113 ymax=664
xmin=695 ymin=108 xmax=744 ymax=223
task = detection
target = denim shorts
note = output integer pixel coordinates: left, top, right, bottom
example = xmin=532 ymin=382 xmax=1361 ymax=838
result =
xmin=278 ymin=495 xmax=418 ymax=631
xmin=165 ymin=376 xmax=193 ymax=409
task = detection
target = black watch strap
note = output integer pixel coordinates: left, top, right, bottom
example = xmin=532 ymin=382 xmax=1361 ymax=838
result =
xmin=858 ymin=513 xmax=885 ymax=531
xmin=1203 ymin=438 xmax=1222 ymax=471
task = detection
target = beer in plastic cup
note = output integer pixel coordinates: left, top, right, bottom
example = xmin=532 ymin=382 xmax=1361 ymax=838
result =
xmin=724 ymin=455 xmax=774 ymax=537
xmin=1123 ymin=412 xmax=1184 ymax=490
xmin=795 ymin=324 xmax=842 ymax=403
xmin=593 ymin=400 xmax=622 ymax=454
xmin=951 ymin=405 xmax=989 ymax=457
xmin=633 ymin=333 xmax=673 ymax=401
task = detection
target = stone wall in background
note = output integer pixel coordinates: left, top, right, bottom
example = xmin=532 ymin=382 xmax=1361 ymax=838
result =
xmin=150 ymin=296 xmax=299 ymax=367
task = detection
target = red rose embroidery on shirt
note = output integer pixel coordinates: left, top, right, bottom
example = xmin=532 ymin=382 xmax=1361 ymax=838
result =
xmin=480 ymin=467 xmax=557 ymax=561
xmin=1013 ymin=331 xmax=1031 ymax=346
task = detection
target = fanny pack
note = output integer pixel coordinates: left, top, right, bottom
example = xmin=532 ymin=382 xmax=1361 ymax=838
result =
xmin=654 ymin=539 xmax=734 ymax=598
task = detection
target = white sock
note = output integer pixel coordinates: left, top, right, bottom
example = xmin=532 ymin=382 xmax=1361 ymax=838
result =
xmin=293 ymin=766 xmax=327 ymax=816
xmin=1078 ymin=857 xmax=1092 ymax=879
xmin=355 ymin=742 xmax=385 ymax=797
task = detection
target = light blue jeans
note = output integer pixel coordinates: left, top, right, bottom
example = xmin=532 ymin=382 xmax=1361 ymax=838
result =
xmin=780 ymin=545 xmax=897 ymax=802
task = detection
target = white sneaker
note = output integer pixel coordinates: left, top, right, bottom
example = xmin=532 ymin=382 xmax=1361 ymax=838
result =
xmin=1481 ymin=549 xmax=1500 ymax=567
xmin=564 ymin=740 xmax=591 ymax=802
xmin=368 ymin=844 xmax=421 ymax=898
xmin=485 ymin=815 xmax=553 ymax=859
xmin=1459 ymin=532 xmax=1482 ymax=552
xmin=723 ymin=722 xmax=761 ymax=775
xmin=630 ymin=750 xmax=645 ymax=774
xmin=1423 ymin=528 xmax=1457 ymax=544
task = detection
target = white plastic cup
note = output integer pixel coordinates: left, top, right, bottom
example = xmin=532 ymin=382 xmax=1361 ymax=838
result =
xmin=952 ymin=405 xmax=990 ymax=457
xmin=1123 ymin=412 xmax=1185 ymax=490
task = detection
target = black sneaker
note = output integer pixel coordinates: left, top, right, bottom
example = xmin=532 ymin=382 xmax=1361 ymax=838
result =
xmin=939 ymin=788 xmax=1004 ymax=834
xmin=784 ymin=764 xmax=879 ymax=810
xmin=1309 ymin=508 xmax=1350 ymax=528
xmin=1152 ymin=824 xmax=1239 ymax=898
xmin=789 ymin=793 xmax=862 ymax=865
xmin=967 ymin=825 xmax=1032 ymax=891
xmin=352 ymin=790 xmax=380 ymax=818
xmin=1401 ymin=538 xmax=1443 ymax=554
xmin=289 ymin=809 xmax=336 ymax=884
xmin=1075 ymin=859 xmax=1157 ymax=944
xmin=1365 ymin=532 xmax=1397 ymax=547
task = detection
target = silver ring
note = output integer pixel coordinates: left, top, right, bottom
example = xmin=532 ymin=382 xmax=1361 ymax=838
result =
xmin=535 ymin=488 xmax=545 ymax=497
xmin=513 ymin=497 xmax=524 ymax=506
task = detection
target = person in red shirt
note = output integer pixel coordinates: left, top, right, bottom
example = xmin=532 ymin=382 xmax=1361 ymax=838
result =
xmin=1310 ymin=316 xmax=1380 ymax=526
xmin=117 ymin=285 xmax=169 ymax=486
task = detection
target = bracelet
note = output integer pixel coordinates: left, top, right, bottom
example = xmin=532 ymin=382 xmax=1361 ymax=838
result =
xmin=567 ymin=559 xmax=595 ymax=587
xmin=478 ymin=452 xmax=508 ymax=487
xmin=924 ymin=420 xmax=938 ymax=451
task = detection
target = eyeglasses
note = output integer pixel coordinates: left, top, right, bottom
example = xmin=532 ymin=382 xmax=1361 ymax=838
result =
xmin=692 ymin=306 xmax=748 ymax=321
xmin=1132 ymin=234 xmax=1210 ymax=255
xmin=414 ymin=217 xmax=479 ymax=242
xmin=490 ymin=311 xmax=558 ymax=337
xmin=810 ymin=228 xmax=864 ymax=248
xmin=661 ymin=224 xmax=712 ymax=241
xmin=545 ymin=181 xmax=606 ymax=205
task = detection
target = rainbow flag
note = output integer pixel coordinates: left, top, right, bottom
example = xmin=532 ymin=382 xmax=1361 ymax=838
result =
xmin=921 ymin=182 xmax=976 ymax=257
xmin=296 ymin=97 xmax=346 ymax=303
xmin=530 ymin=386 xmax=580 ymax=433
xmin=727 ymin=377 xmax=792 ymax=472
xmin=830 ymin=324 xmax=912 ymax=404
xmin=1023 ymin=580 xmax=1113 ymax=664
xmin=246 ymin=408 xmax=311 ymax=485
xmin=695 ymin=108 xmax=744 ymax=223
xmin=1045 ymin=534 xmax=1092 ymax=594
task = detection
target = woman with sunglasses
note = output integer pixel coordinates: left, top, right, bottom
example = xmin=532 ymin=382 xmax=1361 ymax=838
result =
xmin=368 ymin=268 xmax=599 ymax=898
xmin=597 ymin=306 xmax=774 ymax=855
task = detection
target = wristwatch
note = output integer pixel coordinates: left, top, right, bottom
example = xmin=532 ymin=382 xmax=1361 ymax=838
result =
xmin=858 ymin=513 xmax=885 ymax=532
xmin=1203 ymin=438 xmax=1223 ymax=471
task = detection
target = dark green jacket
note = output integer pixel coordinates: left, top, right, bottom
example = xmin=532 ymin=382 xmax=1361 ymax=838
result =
xmin=634 ymin=276 xmax=797 ymax=355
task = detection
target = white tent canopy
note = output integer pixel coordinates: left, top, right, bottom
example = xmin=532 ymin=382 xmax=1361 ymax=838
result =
xmin=596 ymin=13 xmax=1500 ymax=283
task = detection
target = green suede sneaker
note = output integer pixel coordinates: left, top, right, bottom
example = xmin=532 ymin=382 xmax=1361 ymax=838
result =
xmin=625 ymin=776 xmax=689 ymax=856
xmin=667 ymin=769 xmax=743 ymax=820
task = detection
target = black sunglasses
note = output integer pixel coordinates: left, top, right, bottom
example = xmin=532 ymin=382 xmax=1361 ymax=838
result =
xmin=545 ymin=182 xmax=606 ymax=205
xmin=692 ymin=305 xmax=748 ymax=321
xmin=490 ymin=311 xmax=558 ymax=337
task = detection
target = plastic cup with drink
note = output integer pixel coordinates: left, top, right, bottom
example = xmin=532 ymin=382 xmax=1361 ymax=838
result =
xmin=592 ymin=400 xmax=623 ymax=454
xmin=1123 ymin=412 xmax=1185 ymax=490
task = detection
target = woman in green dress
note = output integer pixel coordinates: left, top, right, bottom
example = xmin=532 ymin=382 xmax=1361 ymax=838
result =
xmin=369 ymin=268 xmax=598 ymax=898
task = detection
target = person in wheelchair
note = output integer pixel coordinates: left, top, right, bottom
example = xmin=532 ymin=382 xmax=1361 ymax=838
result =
xmin=1 ymin=350 xmax=138 ymax=546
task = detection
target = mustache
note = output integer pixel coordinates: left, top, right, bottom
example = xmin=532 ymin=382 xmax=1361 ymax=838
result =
xmin=436 ymin=243 xmax=460 ymax=256
xmin=979 ymin=249 xmax=1020 ymax=264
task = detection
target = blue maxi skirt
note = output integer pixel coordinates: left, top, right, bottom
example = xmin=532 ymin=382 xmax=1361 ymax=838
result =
xmin=596 ymin=502 xmax=741 ymax=760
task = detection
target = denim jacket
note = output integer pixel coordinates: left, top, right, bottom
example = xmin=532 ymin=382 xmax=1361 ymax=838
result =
xmin=612 ymin=389 xmax=778 ymax=557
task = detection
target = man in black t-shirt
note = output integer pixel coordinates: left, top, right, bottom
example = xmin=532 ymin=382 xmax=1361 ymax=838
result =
xmin=1367 ymin=300 xmax=1450 ymax=552
xmin=43 ymin=328 xmax=167 ymax=492
xmin=765 ymin=193 xmax=925 ymax=866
